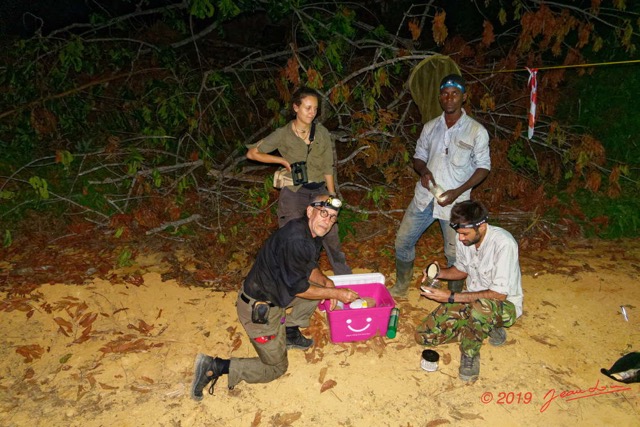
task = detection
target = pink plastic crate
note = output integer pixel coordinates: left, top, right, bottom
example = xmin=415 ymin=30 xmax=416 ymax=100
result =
xmin=319 ymin=273 xmax=395 ymax=343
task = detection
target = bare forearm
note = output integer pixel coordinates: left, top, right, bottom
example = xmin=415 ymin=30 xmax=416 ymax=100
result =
xmin=246 ymin=147 xmax=289 ymax=169
xmin=435 ymin=265 xmax=467 ymax=281
xmin=324 ymin=174 xmax=336 ymax=194
xmin=309 ymin=268 xmax=333 ymax=288
xmin=451 ymin=289 xmax=506 ymax=303
xmin=421 ymin=286 xmax=506 ymax=304
xmin=297 ymin=270 xmax=359 ymax=304
xmin=413 ymin=158 xmax=429 ymax=176
xmin=456 ymin=168 xmax=489 ymax=193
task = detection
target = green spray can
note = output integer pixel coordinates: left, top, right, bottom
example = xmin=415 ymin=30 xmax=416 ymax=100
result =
xmin=386 ymin=307 xmax=399 ymax=338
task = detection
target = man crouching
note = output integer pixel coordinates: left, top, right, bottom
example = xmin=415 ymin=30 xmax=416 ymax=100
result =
xmin=415 ymin=200 xmax=523 ymax=382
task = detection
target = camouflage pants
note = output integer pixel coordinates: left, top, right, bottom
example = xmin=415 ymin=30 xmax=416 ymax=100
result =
xmin=415 ymin=299 xmax=517 ymax=357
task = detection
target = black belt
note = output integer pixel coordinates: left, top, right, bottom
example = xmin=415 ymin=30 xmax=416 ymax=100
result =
xmin=302 ymin=181 xmax=325 ymax=190
xmin=240 ymin=292 xmax=275 ymax=307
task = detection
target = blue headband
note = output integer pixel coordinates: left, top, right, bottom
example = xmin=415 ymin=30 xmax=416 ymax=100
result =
xmin=440 ymin=80 xmax=466 ymax=93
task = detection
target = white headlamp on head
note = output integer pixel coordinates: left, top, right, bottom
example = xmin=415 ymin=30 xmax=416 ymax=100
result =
xmin=310 ymin=196 xmax=342 ymax=211
xmin=449 ymin=216 xmax=488 ymax=231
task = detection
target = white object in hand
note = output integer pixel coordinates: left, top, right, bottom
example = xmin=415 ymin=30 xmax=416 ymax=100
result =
xmin=428 ymin=182 xmax=445 ymax=203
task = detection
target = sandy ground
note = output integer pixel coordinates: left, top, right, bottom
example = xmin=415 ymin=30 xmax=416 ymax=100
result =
xmin=1 ymin=239 xmax=639 ymax=427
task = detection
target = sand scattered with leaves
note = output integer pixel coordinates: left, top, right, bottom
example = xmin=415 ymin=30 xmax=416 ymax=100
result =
xmin=1 ymin=240 xmax=639 ymax=426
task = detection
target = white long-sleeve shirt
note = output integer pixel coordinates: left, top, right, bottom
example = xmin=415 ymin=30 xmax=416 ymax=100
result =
xmin=413 ymin=110 xmax=491 ymax=220
xmin=454 ymin=225 xmax=523 ymax=317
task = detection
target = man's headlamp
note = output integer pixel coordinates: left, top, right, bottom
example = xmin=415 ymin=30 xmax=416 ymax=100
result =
xmin=310 ymin=196 xmax=342 ymax=211
xmin=440 ymin=79 xmax=466 ymax=93
xmin=449 ymin=216 xmax=488 ymax=231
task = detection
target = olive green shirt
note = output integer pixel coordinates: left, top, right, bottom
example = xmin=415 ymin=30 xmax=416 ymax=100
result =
xmin=248 ymin=121 xmax=335 ymax=190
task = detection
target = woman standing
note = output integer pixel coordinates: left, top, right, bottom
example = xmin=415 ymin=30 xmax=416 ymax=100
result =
xmin=246 ymin=87 xmax=351 ymax=275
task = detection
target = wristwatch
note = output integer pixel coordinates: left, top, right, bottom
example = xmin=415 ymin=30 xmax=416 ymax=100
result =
xmin=448 ymin=292 xmax=455 ymax=304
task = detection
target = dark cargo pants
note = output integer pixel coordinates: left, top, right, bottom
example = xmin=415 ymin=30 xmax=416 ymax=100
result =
xmin=228 ymin=291 xmax=319 ymax=388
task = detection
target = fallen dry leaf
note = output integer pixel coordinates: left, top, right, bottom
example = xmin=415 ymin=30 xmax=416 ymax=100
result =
xmin=79 ymin=312 xmax=97 ymax=328
xmin=131 ymin=384 xmax=152 ymax=393
xmin=16 ymin=344 xmax=45 ymax=363
xmin=231 ymin=336 xmax=242 ymax=351
xmin=318 ymin=366 xmax=328 ymax=384
xmin=98 ymin=382 xmax=118 ymax=390
xmin=270 ymin=412 xmax=301 ymax=426
xmin=427 ymin=419 xmax=451 ymax=427
xmin=442 ymin=352 xmax=452 ymax=365
xmin=23 ymin=367 xmax=35 ymax=379
xmin=99 ymin=335 xmax=164 ymax=354
xmin=127 ymin=319 xmax=155 ymax=334
xmin=124 ymin=274 xmax=144 ymax=286
xmin=54 ymin=317 xmax=74 ymax=335
xmin=250 ymin=409 xmax=262 ymax=427
xmin=320 ymin=379 xmax=336 ymax=393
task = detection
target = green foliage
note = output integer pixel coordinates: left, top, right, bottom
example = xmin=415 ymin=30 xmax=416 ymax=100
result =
xmin=190 ymin=0 xmax=216 ymax=19
xmin=116 ymin=248 xmax=134 ymax=268
xmin=28 ymin=177 xmax=49 ymax=199
xmin=1 ymin=0 xmax=638 ymax=245
xmin=247 ymin=185 xmax=270 ymax=210
xmin=58 ymin=37 xmax=85 ymax=73
xmin=563 ymin=187 xmax=640 ymax=238
xmin=3 ymin=229 xmax=11 ymax=248
xmin=507 ymin=139 xmax=538 ymax=174
xmin=365 ymin=186 xmax=389 ymax=207
xmin=114 ymin=226 xmax=125 ymax=239
xmin=336 ymin=207 xmax=361 ymax=241
xmin=557 ymin=65 xmax=640 ymax=170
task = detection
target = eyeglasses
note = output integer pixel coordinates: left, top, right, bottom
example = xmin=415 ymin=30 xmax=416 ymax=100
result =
xmin=314 ymin=207 xmax=338 ymax=223
xmin=449 ymin=216 xmax=488 ymax=230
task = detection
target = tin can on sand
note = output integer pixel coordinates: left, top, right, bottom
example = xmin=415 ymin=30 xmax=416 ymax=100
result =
xmin=421 ymin=350 xmax=439 ymax=372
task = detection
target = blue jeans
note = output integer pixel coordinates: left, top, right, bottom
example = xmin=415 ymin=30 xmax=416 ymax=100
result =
xmin=395 ymin=198 xmax=457 ymax=265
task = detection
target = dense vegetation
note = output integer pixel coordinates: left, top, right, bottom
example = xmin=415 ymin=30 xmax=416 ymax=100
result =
xmin=1 ymin=0 xmax=639 ymax=251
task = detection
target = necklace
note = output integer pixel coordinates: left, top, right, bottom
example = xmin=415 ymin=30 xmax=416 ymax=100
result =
xmin=293 ymin=122 xmax=310 ymax=139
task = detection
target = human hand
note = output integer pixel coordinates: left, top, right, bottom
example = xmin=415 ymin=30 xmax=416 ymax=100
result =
xmin=420 ymin=261 xmax=440 ymax=283
xmin=437 ymin=189 xmax=460 ymax=206
xmin=328 ymin=288 xmax=359 ymax=311
xmin=419 ymin=287 xmax=451 ymax=303
xmin=419 ymin=170 xmax=435 ymax=189
xmin=335 ymin=288 xmax=359 ymax=304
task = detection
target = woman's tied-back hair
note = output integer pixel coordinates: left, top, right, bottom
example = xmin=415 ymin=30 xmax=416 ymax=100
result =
xmin=291 ymin=86 xmax=320 ymax=116
xmin=450 ymin=200 xmax=489 ymax=228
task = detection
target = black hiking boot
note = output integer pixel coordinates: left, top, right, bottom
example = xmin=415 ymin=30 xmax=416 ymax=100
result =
xmin=459 ymin=352 xmax=480 ymax=382
xmin=488 ymin=327 xmax=507 ymax=346
xmin=286 ymin=326 xmax=314 ymax=350
xmin=191 ymin=353 xmax=224 ymax=401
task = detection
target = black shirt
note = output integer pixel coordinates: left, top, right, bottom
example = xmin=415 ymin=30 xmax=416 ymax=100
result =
xmin=243 ymin=217 xmax=323 ymax=307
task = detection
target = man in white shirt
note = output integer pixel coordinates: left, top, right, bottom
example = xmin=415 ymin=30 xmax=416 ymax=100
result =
xmin=390 ymin=74 xmax=490 ymax=297
xmin=415 ymin=200 xmax=523 ymax=382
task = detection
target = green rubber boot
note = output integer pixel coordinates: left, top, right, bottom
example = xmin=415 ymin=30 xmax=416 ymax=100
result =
xmin=390 ymin=259 xmax=414 ymax=298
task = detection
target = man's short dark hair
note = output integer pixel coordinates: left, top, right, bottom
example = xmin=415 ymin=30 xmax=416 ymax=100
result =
xmin=450 ymin=200 xmax=488 ymax=228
